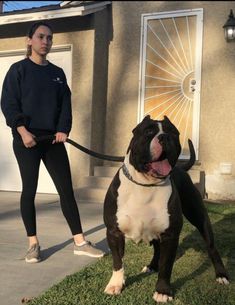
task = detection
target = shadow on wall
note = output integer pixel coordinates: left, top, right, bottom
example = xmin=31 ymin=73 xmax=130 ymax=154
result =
xmin=90 ymin=5 xmax=114 ymax=173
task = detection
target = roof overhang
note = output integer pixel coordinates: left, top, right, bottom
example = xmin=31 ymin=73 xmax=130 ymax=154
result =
xmin=0 ymin=1 xmax=111 ymax=26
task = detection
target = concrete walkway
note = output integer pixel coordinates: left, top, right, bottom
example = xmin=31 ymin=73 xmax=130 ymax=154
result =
xmin=0 ymin=191 xmax=108 ymax=305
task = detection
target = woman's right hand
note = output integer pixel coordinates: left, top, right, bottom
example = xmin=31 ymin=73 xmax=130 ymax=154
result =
xmin=17 ymin=126 xmax=36 ymax=148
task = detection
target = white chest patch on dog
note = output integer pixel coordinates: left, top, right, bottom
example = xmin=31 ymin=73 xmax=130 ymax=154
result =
xmin=116 ymin=163 xmax=172 ymax=243
xmin=157 ymin=122 xmax=163 ymax=135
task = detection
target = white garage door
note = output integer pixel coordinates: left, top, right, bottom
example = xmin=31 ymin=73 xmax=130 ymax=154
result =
xmin=0 ymin=45 xmax=72 ymax=193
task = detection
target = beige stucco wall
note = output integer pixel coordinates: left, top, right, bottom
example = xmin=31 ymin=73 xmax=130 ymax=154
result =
xmin=103 ymin=1 xmax=235 ymax=200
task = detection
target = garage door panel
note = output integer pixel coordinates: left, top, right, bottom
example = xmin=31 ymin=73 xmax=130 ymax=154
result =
xmin=0 ymin=47 xmax=71 ymax=193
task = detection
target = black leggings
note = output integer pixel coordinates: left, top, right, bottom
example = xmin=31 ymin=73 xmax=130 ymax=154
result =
xmin=13 ymin=140 xmax=83 ymax=237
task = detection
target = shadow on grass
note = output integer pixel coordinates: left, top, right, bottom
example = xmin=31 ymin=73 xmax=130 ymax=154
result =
xmin=123 ymin=209 xmax=235 ymax=292
xmin=125 ymin=270 xmax=154 ymax=287
xmin=174 ymin=210 xmax=235 ymax=290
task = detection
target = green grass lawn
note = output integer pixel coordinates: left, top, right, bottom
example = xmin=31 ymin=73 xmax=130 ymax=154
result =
xmin=30 ymin=202 xmax=235 ymax=305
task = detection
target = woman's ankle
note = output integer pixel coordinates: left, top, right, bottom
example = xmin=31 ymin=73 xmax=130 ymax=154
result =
xmin=73 ymin=233 xmax=85 ymax=245
xmin=28 ymin=236 xmax=39 ymax=247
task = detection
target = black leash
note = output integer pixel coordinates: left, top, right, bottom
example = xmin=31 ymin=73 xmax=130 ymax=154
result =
xmin=35 ymin=135 xmax=125 ymax=162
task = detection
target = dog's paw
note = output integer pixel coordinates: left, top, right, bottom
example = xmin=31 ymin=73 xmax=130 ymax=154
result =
xmin=153 ymin=292 xmax=173 ymax=303
xmin=104 ymin=268 xmax=125 ymax=295
xmin=104 ymin=284 xmax=123 ymax=295
xmin=216 ymin=277 xmax=229 ymax=285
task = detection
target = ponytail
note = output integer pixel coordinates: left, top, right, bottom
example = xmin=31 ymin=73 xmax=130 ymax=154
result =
xmin=26 ymin=45 xmax=32 ymax=58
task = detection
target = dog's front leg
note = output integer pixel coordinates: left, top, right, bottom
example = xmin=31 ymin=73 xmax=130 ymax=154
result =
xmin=153 ymin=237 xmax=179 ymax=303
xmin=104 ymin=229 xmax=125 ymax=295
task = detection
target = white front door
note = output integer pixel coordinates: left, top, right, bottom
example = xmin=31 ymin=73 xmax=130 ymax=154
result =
xmin=0 ymin=46 xmax=72 ymax=193
xmin=139 ymin=9 xmax=203 ymax=159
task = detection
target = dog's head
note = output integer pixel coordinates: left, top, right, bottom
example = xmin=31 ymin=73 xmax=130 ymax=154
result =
xmin=127 ymin=115 xmax=181 ymax=178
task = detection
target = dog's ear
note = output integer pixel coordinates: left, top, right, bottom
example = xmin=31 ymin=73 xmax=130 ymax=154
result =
xmin=143 ymin=115 xmax=151 ymax=121
xmin=163 ymin=115 xmax=180 ymax=135
xmin=132 ymin=115 xmax=151 ymax=134
xmin=163 ymin=115 xmax=172 ymax=124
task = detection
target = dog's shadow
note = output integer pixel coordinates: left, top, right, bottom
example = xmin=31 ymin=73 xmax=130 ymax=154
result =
xmin=125 ymin=211 xmax=235 ymax=289
xmin=125 ymin=269 xmax=155 ymax=288
xmin=173 ymin=211 xmax=235 ymax=289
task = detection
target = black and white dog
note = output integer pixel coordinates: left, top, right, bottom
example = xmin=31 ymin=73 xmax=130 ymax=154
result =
xmin=103 ymin=115 xmax=229 ymax=303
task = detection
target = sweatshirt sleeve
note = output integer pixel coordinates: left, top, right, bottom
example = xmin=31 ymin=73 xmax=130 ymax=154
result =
xmin=56 ymin=70 xmax=72 ymax=134
xmin=1 ymin=64 xmax=28 ymax=129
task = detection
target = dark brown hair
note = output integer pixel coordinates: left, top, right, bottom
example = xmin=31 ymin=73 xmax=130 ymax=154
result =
xmin=26 ymin=21 xmax=53 ymax=57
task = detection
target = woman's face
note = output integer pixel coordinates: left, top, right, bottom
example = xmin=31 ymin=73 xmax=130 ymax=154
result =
xmin=28 ymin=25 xmax=53 ymax=57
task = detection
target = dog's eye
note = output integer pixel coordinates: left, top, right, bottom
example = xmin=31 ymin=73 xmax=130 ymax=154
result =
xmin=145 ymin=128 xmax=155 ymax=136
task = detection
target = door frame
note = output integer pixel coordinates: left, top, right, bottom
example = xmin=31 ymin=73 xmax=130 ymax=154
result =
xmin=138 ymin=8 xmax=203 ymax=159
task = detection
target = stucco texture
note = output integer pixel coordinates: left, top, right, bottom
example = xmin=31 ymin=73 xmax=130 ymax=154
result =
xmin=103 ymin=2 xmax=235 ymax=199
xmin=1 ymin=2 xmax=235 ymax=199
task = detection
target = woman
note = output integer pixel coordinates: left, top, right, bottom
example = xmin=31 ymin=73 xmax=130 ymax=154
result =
xmin=1 ymin=21 xmax=104 ymax=263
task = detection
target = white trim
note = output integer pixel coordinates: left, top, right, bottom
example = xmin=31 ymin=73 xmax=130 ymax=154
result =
xmin=141 ymin=8 xmax=204 ymax=19
xmin=138 ymin=14 xmax=147 ymax=123
xmin=0 ymin=44 xmax=72 ymax=57
xmin=0 ymin=1 xmax=111 ymax=25
xmin=60 ymin=1 xmax=83 ymax=7
xmin=192 ymin=9 xmax=203 ymax=159
xmin=60 ymin=1 xmax=73 ymax=7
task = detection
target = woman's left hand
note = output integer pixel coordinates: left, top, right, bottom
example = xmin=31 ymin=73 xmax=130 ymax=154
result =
xmin=53 ymin=132 xmax=68 ymax=144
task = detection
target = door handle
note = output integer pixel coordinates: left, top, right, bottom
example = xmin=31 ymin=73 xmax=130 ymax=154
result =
xmin=190 ymin=79 xmax=196 ymax=93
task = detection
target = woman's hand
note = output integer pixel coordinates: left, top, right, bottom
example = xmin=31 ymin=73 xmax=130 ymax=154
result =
xmin=17 ymin=126 xmax=36 ymax=148
xmin=53 ymin=132 xmax=68 ymax=144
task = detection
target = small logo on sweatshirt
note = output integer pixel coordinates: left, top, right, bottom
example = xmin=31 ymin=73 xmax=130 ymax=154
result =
xmin=52 ymin=77 xmax=63 ymax=84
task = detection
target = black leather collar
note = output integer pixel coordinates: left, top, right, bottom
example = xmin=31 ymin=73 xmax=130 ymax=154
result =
xmin=121 ymin=163 xmax=168 ymax=187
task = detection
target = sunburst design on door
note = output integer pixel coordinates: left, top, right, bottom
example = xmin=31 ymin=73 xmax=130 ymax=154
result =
xmin=143 ymin=15 xmax=198 ymax=156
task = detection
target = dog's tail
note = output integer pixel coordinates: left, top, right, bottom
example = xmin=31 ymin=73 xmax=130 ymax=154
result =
xmin=177 ymin=139 xmax=196 ymax=171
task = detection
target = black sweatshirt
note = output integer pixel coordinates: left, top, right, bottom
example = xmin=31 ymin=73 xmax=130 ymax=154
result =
xmin=1 ymin=58 xmax=72 ymax=136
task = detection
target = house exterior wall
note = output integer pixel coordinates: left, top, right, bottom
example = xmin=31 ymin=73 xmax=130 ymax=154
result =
xmin=1 ymin=1 xmax=235 ymax=200
xmin=102 ymin=1 xmax=235 ymax=200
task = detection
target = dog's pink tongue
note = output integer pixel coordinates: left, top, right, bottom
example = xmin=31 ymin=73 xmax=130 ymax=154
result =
xmin=151 ymin=159 xmax=172 ymax=176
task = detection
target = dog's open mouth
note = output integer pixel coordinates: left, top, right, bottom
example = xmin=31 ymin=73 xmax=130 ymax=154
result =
xmin=145 ymin=137 xmax=172 ymax=178
xmin=146 ymin=158 xmax=172 ymax=178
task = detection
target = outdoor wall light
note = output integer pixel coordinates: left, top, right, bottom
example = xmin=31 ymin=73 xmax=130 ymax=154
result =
xmin=223 ymin=9 xmax=235 ymax=41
